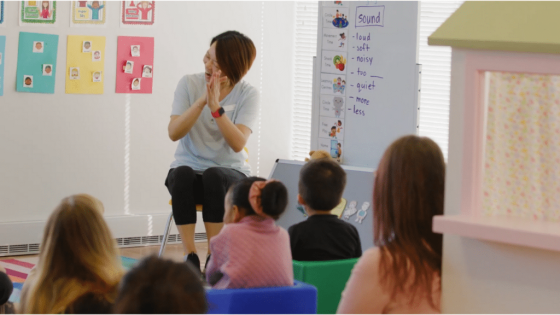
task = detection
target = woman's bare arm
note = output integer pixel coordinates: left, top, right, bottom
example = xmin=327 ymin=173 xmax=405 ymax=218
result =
xmin=168 ymin=95 xmax=206 ymax=141
xmin=206 ymin=72 xmax=251 ymax=152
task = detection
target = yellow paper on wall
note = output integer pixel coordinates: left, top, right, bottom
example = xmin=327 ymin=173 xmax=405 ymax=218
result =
xmin=65 ymin=35 xmax=105 ymax=94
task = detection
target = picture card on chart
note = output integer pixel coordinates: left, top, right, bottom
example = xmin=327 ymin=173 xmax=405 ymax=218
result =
xmin=320 ymin=73 xmax=346 ymax=96
xmin=322 ymin=28 xmax=348 ymax=52
xmin=320 ymin=94 xmax=345 ymax=119
xmin=321 ymin=50 xmax=347 ymax=75
xmin=322 ymin=6 xmax=349 ymax=30
xmin=318 ymin=116 xmax=345 ymax=140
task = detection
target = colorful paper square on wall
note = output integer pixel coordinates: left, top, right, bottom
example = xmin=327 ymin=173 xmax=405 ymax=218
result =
xmin=483 ymin=71 xmax=560 ymax=222
xmin=20 ymin=1 xmax=57 ymax=25
xmin=16 ymin=32 xmax=59 ymax=94
xmin=65 ymin=35 xmax=106 ymax=94
xmin=116 ymin=36 xmax=154 ymax=94
xmin=0 ymin=36 xmax=5 ymax=96
xmin=71 ymin=1 xmax=107 ymax=26
xmin=121 ymin=1 xmax=154 ymax=26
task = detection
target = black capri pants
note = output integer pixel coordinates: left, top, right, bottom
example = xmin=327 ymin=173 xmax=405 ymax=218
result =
xmin=165 ymin=166 xmax=247 ymax=225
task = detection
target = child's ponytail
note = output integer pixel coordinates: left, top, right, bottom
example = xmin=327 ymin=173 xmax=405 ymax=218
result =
xmin=259 ymin=181 xmax=288 ymax=219
xmin=231 ymin=177 xmax=288 ymax=220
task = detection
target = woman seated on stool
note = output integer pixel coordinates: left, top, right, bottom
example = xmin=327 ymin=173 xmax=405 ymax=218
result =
xmin=166 ymin=31 xmax=259 ymax=272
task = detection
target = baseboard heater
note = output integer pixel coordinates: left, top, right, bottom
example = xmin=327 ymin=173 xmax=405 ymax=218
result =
xmin=0 ymin=233 xmax=207 ymax=257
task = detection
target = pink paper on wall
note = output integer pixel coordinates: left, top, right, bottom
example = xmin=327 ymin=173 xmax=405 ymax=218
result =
xmin=116 ymin=36 xmax=154 ymax=94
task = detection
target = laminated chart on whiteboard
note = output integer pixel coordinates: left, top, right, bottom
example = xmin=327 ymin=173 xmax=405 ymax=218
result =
xmin=312 ymin=1 xmax=420 ymax=168
xmin=316 ymin=2 xmax=351 ymax=164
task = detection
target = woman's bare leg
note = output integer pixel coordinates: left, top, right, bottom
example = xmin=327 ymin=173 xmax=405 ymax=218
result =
xmin=176 ymin=224 xmax=197 ymax=254
xmin=203 ymin=222 xmax=224 ymax=255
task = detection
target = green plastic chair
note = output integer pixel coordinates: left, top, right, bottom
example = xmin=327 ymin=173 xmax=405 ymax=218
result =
xmin=293 ymin=258 xmax=359 ymax=314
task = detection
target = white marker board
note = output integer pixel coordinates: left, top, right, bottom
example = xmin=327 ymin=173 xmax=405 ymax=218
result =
xmin=311 ymin=1 xmax=420 ymax=168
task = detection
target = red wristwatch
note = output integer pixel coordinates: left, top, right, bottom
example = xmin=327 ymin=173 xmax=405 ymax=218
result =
xmin=211 ymin=107 xmax=225 ymax=118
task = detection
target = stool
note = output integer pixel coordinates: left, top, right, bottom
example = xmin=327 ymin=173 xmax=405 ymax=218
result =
xmin=158 ymin=200 xmax=202 ymax=257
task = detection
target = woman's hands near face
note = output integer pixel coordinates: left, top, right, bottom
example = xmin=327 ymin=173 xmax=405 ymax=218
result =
xmin=206 ymin=70 xmax=228 ymax=112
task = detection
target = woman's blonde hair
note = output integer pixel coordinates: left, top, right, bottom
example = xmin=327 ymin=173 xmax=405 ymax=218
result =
xmin=20 ymin=194 xmax=123 ymax=314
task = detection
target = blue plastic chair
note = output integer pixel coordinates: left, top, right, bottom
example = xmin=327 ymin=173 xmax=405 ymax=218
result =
xmin=205 ymin=280 xmax=318 ymax=314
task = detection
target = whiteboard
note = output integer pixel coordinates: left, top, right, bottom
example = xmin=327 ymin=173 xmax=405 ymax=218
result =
xmin=271 ymin=159 xmax=375 ymax=252
xmin=311 ymin=1 xmax=420 ymax=169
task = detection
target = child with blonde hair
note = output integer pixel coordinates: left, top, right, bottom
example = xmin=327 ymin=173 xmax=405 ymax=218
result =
xmin=20 ymin=194 xmax=123 ymax=314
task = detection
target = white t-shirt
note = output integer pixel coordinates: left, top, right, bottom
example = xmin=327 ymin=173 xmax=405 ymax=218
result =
xmin=170 ymin=73 xmax=259 ymax=176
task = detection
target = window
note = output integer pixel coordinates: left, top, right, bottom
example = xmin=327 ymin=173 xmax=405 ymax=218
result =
xmin=291 ymin=1 xmax=318 ymax=161
xmin=418 ymin=1 xmax=464 ymax=159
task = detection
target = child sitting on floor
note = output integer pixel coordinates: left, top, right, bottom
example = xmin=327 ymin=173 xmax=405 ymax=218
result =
xmin=20 ymin=194 xmax=124 ymax=314
xmin=289 ymin=158 xmax=362 ymax=261
xmin=205 ymin=177 xmax=293 ymax=289
xmin=114 ymin=255 xmax=207 ymax=314
xmin=337 ymin=135 xmax=445 ymax=314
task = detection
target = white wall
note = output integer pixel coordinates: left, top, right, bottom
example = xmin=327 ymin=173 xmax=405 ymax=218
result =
xmin=441 ymin=49 xmax=560 ymax=313
xmin=0 ymin=2 xmax=294 ymax=242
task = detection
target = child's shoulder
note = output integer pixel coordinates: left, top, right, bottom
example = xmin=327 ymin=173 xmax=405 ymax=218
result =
xmin=287 ymin=217 xmax=311 ymax=234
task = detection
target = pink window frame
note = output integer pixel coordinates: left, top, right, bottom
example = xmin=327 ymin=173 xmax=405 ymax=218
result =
xmin=461 ymin=50 xmax=560 ymax=217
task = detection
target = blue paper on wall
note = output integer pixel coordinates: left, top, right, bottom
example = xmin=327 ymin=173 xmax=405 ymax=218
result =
xmin=0 ymin=36 xmax=5 ymax=96
xmin=16 ymin=32 xmax=59 ymax=94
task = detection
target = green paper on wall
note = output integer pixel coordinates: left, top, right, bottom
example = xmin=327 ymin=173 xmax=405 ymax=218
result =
xmin=16 ymin=32 xmax=59 ymax=94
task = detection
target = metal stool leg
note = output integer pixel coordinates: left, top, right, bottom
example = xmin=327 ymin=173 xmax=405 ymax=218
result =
xmin=158 ymin=211 xmax=173 ymax=257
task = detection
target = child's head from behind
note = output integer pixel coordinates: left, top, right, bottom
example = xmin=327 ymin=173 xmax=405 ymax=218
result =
xmin=373 ymin=135 xmax=445 ymax=246
xmin=40 ymin=194 xmax=117 ymax=271
xmin=373 ymin=135 xmax=445 ymax=307
xmin=224 ymin=177 xmax=288 ymax=223
xmin=299 ymin=159 xmax=346 ymax=211
xmin=21 ymin=194 xmax=122 ymax=313
xmin=114 ymin=255 xmax=207 ymax=314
